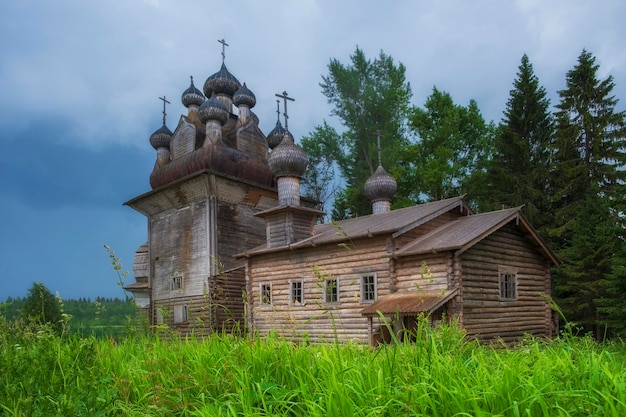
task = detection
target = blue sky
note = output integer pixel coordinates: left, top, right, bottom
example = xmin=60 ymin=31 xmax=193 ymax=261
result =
xmin=1 ymin=0 xmax=625 ymax=300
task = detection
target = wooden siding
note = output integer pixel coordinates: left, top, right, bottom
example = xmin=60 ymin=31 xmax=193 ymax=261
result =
xmin=150 ymin=267 xmax=246 ymax=337
xmin=460 ymin=222 xmax=552 ymax=342
xmin=248 ymin=236 xmax=394 ymax=343
xmin=394 ymin=253 xmax=451 ymax=293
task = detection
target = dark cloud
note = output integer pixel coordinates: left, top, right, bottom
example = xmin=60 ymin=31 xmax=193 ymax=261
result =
xmin=0 ymin=0 xmax=625 ymax=300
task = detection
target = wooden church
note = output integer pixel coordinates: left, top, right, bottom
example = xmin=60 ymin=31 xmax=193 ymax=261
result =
xmin=124 ymin=43 xmax=558 ymax=344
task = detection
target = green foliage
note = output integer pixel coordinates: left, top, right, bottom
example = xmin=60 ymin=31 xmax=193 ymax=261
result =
xmin=479 ymin=54 xmax=554 ymax=231
xmin=21 ymin=282 xmax=64 ymax=335
xmin=399 ymin=87 xmax=496 ymax=203
xmin=2 ymin=319 xmax=626 ymax=416
xmin=317 ymin=47 xmax=413 ymax=218
xmin=4 ymin=296 xmax=135 ymax=338
xmin=549 ymin=49 xmax=626 ymax=339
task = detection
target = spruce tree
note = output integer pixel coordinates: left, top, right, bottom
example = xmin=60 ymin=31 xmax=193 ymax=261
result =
xmin=549 ymin=50 xmax=626 ymax=339
xmin=481 ymin=54 xmax=553 ymax=232
xmin=21 ymin=282 xmax=64 ymax=334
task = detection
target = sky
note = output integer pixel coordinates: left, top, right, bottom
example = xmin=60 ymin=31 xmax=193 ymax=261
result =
xmin=1 ymin=0 xmax=625 ymax=301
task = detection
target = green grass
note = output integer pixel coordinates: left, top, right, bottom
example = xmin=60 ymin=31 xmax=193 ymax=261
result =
xmin=1 ymin=316 xmax=625 ymax=416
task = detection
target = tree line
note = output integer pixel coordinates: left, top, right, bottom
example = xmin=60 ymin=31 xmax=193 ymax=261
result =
xmin=301 ymin=47 xmax=626 ymax=340
xmin=1 ymin=282 xmax=135 ymax=338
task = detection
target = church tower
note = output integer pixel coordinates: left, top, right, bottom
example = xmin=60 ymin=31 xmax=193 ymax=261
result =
xmin=124 ymin=41 xmax=306 ymax=335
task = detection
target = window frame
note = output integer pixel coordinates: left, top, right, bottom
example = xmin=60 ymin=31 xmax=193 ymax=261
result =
xmin=498 ymin=267 xmax=518 ymax=301
xmin=360 ymin=273 xmax=377 ymax=304
xmin=260 ymin=283 xmax=273 ymax=306
xmin=174 ymin=304 xmax=188 ymax=324
xmin=169 ymin=274 xmax=183 ymax=291
xmin=289 ymin=279 xmax=304 ymax=306
xmin=324 ymin=277 xmax=339 ymax=304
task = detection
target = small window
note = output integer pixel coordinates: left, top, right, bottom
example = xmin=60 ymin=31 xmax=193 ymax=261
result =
xmin=361 ymin=274 xmax=377 ymax=303
xmin=260 ymin=283 xmax=272 ymax=306
xmin=170 ymin=275 xmax=183 ymax=290
xmin=174 ymin=305 xmax=188 ymax=324
xmin=290 ymin=280 xmax=303 ymax=305
xmin=499 ymin=270 xmax=517 ymax=300
xmin=325 ymin=278 xmax=338 ymax=304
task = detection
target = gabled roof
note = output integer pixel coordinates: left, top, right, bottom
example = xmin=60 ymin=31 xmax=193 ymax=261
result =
xmin=295 ymin=196 xmax=471 ymax=247
xmin=361 ymin=289 xmax=457 ymax=316
xmin=394 ymin=207 xmax=559 ymax=265
xmin=238 ymin=196 xmax=472 ymax=256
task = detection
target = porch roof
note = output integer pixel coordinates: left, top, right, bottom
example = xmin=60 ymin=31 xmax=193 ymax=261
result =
xmin=361 ymin=289 xmax=457 ymax=317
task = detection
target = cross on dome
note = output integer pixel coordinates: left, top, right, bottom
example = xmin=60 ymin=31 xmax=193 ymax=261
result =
xmin=275 ymin=91 xmax=295 ymax=131
xmin=158 ymin=95 xmax=170 ymax=125
xmin=218 ymin=38 xmax=229 ymax=63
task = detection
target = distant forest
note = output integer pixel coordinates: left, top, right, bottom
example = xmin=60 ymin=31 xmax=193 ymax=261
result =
xmin=1 ymin=296 xmax=136 ymax=338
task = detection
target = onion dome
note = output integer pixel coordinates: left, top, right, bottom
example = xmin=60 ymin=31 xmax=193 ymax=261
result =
xmin=267 ymin=119 xmax=290 ymax=149
xmin=268 ymin=134 xmax=308 ymax=178
xmin=149 ymin=123 xmax=173 ymax=149
xmin=181 ymin=76 xmax=204 ymax=107
xmin=203 ymin=63 xmax=241 ymax=97
xmin=364 ymin=164 xmax=397 ymax=202
xmin=233 ymin=82 xmax=256 ymax=108
xmin=198 ymin=96 xmax=229 ymax=125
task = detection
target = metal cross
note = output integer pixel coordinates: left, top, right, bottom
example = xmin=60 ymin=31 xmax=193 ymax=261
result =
xmin=218 ymin=38 xmax=229 ymax=63
xmin=275 ymin=91 xmax=295 ymax=131
xmin=159 ymin=95 xmax=170 ymax=125
xmin=375 ymin=129 xmax=382 ymax=166
xmin=275 ymin=99 xmax=281 ymax=122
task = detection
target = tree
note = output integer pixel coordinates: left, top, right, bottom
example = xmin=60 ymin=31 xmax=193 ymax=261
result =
xmin=398 ymin=87 xmax=495 ymax=203
xmin=21 ymin=282 xmax=64 ymax=334
xmin=300 ymin=122 xmax=341 ymax=217
xmin=317 ymin=47 xmax=412 ymax=218
xmin=480 ymin=54 xmax=554 ymax=232
xmin=549 ymin=50 xmax=626 ymax=339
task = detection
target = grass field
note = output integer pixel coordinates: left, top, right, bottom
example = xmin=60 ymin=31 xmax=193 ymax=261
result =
xmin=1 ymin=317 xmax=625 ymax=416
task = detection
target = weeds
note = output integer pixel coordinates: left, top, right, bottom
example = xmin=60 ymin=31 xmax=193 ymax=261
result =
xmin=1 ymin=316 xmax=626 ymax=416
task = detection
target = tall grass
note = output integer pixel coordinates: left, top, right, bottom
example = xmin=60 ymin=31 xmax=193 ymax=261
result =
xmin=1 ymin=315 xmax=625 ymax=416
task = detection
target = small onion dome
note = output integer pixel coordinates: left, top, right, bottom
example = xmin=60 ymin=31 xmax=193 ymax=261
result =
xmin=203 ymin=63 xmax=241 ymax=97
xmin=198 ymin=96 xmax=229 ymax=125
xmin=364 ymin=165 xmax=397 ymax=202
xmin=233 ymin=82 xmax=256 ymax=108
xmin=181 ymin=77 xmax=204 ymax=107
xmin=266 ymin=119 xmax=290 ymax=149
xmin=149 ymin=123 xmax=173 ymax=149
xmin=268 ymin=134 xmax=308 ymax=178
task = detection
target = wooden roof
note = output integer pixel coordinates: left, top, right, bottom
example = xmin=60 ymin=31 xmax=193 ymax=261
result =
xmin=394 ymin=207 xmax=559 ymax=265
xmin=361 ymin=289 xmax=457 ymax=316
xmin=238 ymin=196 xmax=471 ymax=256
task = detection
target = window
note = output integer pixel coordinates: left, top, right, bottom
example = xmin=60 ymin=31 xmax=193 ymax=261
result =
xmin=290 ymin=280 xmax=303 ymax=305
xmin=325 ymin=278 xmax=338 ymax=304
xmin=260 ymin=283 xmax=272 ymax=306
xmin=174 ymin=305 xmax=188 ymax=324
xmin=170 ymin=275 xmax=183 ymax=290
xmin=499 ymin=269 xmax=517 ymax=300
xmin=361 ymin=274 xmax=377 ymax=303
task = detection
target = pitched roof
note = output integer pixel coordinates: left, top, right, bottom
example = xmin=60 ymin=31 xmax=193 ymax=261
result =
xmin=307 ymin=196 xmax=471 ymax=245
xmin=361 ymin=289 xmax=457 ymax=316
xmin=394 ymin=207 xmax=559 ymax=265
xmin=238 ymin=196 xmax=471 ymax=256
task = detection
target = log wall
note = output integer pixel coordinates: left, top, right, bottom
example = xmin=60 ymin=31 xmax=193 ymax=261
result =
xmin=460 ymin=222 xmax=552 ymax=342
xmin=248 ymin=236 xmax=394 ymax=343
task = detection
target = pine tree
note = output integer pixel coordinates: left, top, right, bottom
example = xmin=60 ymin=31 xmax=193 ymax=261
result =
xmin=481 ymin=54 xmax=553 ymax=232
xmin=549 ymin=50 xmax=626 ymax=339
